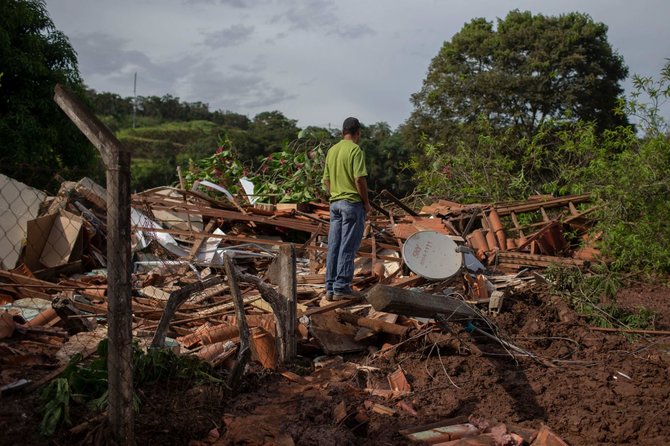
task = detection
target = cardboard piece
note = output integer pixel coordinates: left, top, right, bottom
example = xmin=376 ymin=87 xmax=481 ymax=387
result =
xmin=74 ymin=177 xmax=107 ymax=210
xmin=0 ymin=174 xmax=47 ymax=270
xmin=24 ymin=209 xmax=84 ymax=273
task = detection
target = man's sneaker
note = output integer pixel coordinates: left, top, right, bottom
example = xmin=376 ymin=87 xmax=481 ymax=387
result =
xmin=325 ymin=292 xmax=334 ymax=302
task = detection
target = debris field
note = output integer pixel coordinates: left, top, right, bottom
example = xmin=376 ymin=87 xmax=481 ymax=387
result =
xmin=1 ymin=173 xmax=669 ymax=445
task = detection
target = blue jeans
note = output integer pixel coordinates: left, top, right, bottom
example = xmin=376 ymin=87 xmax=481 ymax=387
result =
xmin=326 ymin=200 xmax=365 ymax=294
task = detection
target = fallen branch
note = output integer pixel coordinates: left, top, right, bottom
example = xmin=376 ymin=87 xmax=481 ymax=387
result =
xmin=150 ymin=276 xmax=225 ymax=348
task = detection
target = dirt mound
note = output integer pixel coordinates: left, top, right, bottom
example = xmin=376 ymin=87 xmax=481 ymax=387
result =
xmin=188 ymin=287 xmax=670 ymax=446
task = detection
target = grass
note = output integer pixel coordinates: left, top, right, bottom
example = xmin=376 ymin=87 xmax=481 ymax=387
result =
xmin=39 ymin=340 xmax=224 ymax=437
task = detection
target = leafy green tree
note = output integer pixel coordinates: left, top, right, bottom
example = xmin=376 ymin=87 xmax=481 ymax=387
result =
xmin=243 ymin=111 xmax=300 ymax=163
xmin=583 ymin=61 xmax=670 ymax=273
xmin=0 ymin=0 xmax=99 ymax=191
xmin=360 ymin=122 xmax=416 ymax=197
xmin=211 ymin=110 xmax=250 ymax=129
xmin=405 ymin=10 xmax=628 ymax=146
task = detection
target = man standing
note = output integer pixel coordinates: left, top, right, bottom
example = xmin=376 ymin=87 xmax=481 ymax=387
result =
xmin=323 ymin=117 xmax=372 ymax=300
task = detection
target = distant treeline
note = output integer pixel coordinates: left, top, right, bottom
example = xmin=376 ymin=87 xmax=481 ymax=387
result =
xmin=85 ymin=89 xmax=252 ymax=130
xmin=84 ymin=89 xmax=417 ymax=197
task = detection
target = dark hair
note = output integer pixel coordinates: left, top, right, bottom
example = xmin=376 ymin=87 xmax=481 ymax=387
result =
xmin=342 ymin=117 xmax=361 ymax=135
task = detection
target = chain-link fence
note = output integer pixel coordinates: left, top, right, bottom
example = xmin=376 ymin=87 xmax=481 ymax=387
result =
xmin=0 ymin=84 xmax=306 ymax=446
xmin=1 ymin=85 xmax=135 ymax=444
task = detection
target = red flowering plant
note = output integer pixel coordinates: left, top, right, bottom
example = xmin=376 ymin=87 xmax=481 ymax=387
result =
xmin=252 ymin=139 xmax=328 ymax=204
xmin=184 ymin=140 xmax=250 ymax=197
xmin=185 ymin=137 xmax=328 ymax=204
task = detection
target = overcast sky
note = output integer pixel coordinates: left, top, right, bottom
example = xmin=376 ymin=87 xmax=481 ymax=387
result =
xmin=44 ymin=0 xmax=670 ymax=129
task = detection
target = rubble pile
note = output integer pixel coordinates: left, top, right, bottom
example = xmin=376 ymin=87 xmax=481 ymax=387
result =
xmin=0 ymin=174 xmax=600 ymax=444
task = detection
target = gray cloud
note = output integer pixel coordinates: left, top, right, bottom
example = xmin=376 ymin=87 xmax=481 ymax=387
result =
xmin=187 ymin=65 xmax=297 ymax=110
xmin=269 ymin=0 xmax=376 ymax=39
xmin=202 ymin=24 xmax=255 ymax=48
xmin=327 ymin=24 xmax=375 ymax=39
xmin=230 ymin=55 xmax=267 ymax=73
xmin=70 ymin=32 xmax=200 ymax=96
xmin=183 ymin=0 xmax=252 ymax=7
xmin=70 ymin=31 xmax=295 ymax=111
xmin=71 ymin=32 xmax=153 ymax=76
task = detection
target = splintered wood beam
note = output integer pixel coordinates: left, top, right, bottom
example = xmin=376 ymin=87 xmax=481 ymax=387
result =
xmin=235 ymin=269 xmax=289 ymax=364
xmin=493 ymin=194 xmax=592 ymax=216
xmin=496 ymin=251 xmax=585 ymax=268
xmin=132 ymin=197 xmax=326 ymax=234
xmin=224 ymin=255 xmax=251 ymax=391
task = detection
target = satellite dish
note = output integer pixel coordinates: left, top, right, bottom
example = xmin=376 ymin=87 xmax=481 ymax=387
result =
xmin=402 ymin=231 xmax=463 ymax=280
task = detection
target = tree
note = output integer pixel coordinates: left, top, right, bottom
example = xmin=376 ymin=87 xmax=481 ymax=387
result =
xmin=405 ymin=10 xmax=628 ymax=145
xmin=244 ymin=111 xmax=299 ymax=163
xmin=360 ymin=122 xmax=416 ymax=198
xmin=0 ymin=0 xmax=99 ymax=191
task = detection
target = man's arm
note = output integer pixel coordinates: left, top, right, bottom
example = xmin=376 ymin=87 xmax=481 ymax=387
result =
xmin=323 ymin=179 xmax=330 ymax=195
xmin=355 ymin=176 xmax=372 ymax=215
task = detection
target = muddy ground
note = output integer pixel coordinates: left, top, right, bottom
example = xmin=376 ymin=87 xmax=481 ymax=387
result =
xmin=2 ymin=283 xmax=670 ymax=445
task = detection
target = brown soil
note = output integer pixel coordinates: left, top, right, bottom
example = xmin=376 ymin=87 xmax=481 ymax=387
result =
xmin=190 ymin=285 xmax=670 ymax=446
xmin=616 ymin=281 xmax=670 ymax=329
xmin=3 ymin=284 xmax=670 ymax=445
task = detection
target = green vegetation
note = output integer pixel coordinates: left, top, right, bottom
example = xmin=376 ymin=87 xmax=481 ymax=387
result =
xmin=3 ymin=1 xmax=669 ymax=279
xmin=39 ymin=339 xmax=222 ymax=436
xmin=410 ymin=62 xmax=670 ymax=275
xmin=0 ymin=0 xmax=100 ymax=191
xmin=184 ymin=136 xmax=330 ymax=204
xmin=545 ymin=264 xmax=657 ymax=330
xmin=405 ymin=10 xmax=628 ymax=148
xmin=253 ymin=138 xmax=330 ymax=204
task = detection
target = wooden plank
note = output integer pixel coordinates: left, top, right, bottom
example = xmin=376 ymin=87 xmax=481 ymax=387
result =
xmin=493 ymin=193 xmax=592 ymax=216
xmin=497 ymin=251 xmax=585 ymax=267
xmin=568 ymin=201 xmax=579 ymax=216
xmin=510 ymin=211 xmax=525 ymax=238
xmin=188 ymin=218 xmax=218 ymax=259
xmin=540 ymin=206 xmax=550 ymax=222
xmin=304 ymin=297 xmax=362 ymax=317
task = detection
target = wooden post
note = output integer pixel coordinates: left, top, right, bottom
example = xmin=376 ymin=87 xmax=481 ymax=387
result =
xmin=54 ymin=84 xmax=134 ymax=446
xmin=278 ymin=245 xmax=297 ymax=362
xmin=224 ymin=255 xmax=251 ymax=391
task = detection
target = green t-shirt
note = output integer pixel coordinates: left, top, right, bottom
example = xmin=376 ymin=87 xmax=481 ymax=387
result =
xmin=323 ymin=139 xmax=367 ymax=203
